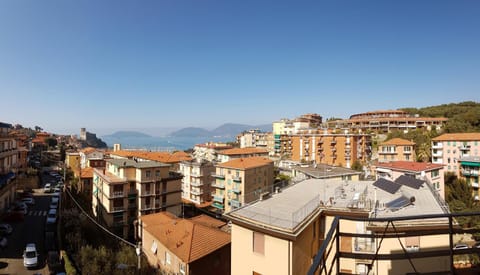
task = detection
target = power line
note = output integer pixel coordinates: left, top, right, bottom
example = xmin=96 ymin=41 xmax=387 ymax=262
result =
xmin=64 ymin=187 xmax=136 ymax=248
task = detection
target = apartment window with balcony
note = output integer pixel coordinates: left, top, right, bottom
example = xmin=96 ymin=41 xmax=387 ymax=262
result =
xmin=253 ymin=232 xmax=265 ymax=255
xmin=146 ymin=170 xmax=151 ymax=178
xmin=155 ymin=170 xmax=160 ymax=177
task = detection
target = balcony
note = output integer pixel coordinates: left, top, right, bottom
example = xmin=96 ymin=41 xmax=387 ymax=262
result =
xmin=232 ymin=188 xmax=242 ymax=194
xmin=190 ymin=189 xmax=203 ymax=195
xmin=460 ymin=145 xmax=471 ymax=151
xmin=112 ymin=206 xmax=125 ymax=213
xmin=213 ymin=195 xmax=224 ymax=203
xmin=140 ymin=204 xmax=153 ymax=211
xmin=471 ymin=182 xmax=479 ymax=188
xmin=230 ymin=199 xmax=241 ymax=208
xmin=432 ymin=143 xmax=443 ymax=149
xmin=330 ymin=140 xmax=336 ymax=145
xmin=211 ymin=173 xmax=225 ymax=179
xmin=211 ymin=182 xmax=225 ymax=189
xmin=190 ymin=181 xmax=204 ymax=187
xmin=212 ymin=202 xmax=224 ymax=210
xmin=233 ymin=176 xmax=242 ymax=182
xmin=140 ymin=190 xmax=153 ymax=197
xmin=432 ymin=151 xmax=443 ymax=157
xmin=111 ymin=191 xmax=124 ymax=198
xmin=190 ymin=172 xmax=203 ymax=178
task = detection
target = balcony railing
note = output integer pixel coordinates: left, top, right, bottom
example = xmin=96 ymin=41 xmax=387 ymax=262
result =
xmin=211 ymin=182 xmax=225 ymax=189
xmin=233 ymin=176 xmax=242 ymax=182
xmin=471 ymin=182 xmax=479 ymax=188
xmin=190 ymin=181 xmax=204 ymax=187
xmin=230 ymin=199 xmax=241 ymax=208
xmin=190 ymin=189 xmax=203 ymax=195
xmin=432 ymin=151 xmax=443 ymax=157
xmin=231 ymin=188 xmax=242 ymax=194
xmin=211 ymin=173 xmax=225 ymax=179
xmin=112 ymin=206 xmax=125 ymax=212
xmin=213 ymin=195 xmax=224 ymax=203
xmin=212 ymin=202 xmax=224 ymax=209
xmin=432 ymin=143 xmax=443 ymax=149
xmin=111 ymin=191 xmax=124 ymax=198
xmin=190 ymin=172 xmax=203 ymax=178
xmin=308 ymin=212 xmax=480 ymax=275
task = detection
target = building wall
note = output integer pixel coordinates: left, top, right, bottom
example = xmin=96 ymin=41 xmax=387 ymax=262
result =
xmin=231 ymin=224 xmax=290 ymax=275
xmin=378 ymin=144 xmax=415 ymax=162
xmin=432 ymin=140 xmax=480 ymax=175
xmin=180 ymin=161 xmax=214 ymax=205
xmin=142 ymin=228 xmax=185 ymax=273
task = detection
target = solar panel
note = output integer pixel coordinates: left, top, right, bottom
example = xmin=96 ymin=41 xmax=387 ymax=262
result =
xmin=386 ymin=195 xmax=412 ymax=211
xmin=395 ymin=175 xmax=424 ymax=189
xmin=373 ymin=178 xmax=401 ymax=194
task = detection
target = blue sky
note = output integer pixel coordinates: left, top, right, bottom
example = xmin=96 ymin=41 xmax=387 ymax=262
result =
xmin=0 ymin=1 xmax=478 ymax=135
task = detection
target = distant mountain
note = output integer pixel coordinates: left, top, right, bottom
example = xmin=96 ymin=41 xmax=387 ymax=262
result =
xmin=168 ymin=127 xmax=212 ymax=137
xmin=103 ymin=131 xmax=151 ymax=138
xmin=169 ymin=123 xmax=272 ymax=138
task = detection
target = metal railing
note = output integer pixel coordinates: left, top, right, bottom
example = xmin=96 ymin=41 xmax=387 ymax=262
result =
xmin=307 ymin=212 xmax=480 ymax=275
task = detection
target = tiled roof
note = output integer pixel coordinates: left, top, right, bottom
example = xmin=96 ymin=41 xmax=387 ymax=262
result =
xmin=217 ymin=156 xmax=273 ymax=170
xmin=376 ymin=161 xmax=444 ymax=172
xmin=194 ymin=143 xmax=233 ymax=150
xmin=140 ymin=212 xmax=230 ymax=263
xmin=110 ymin=150 xmax=192 ymax=163
xmin=218 ymin=147 xmax=269 ymax=155
xmin=107 ymin=158 xmax=169 ymax=168
xmin=432 ymin=133 xmax=480 ymax=141
xmin=189 ymin=214 xmax=227 ymax=229
xmin=81 ymin=147 xmax=98 ymax=154
xmin=80 ymin=167 xmax=94 ymax=178
xmin=381 ymin=138 xmax=415 ymax=146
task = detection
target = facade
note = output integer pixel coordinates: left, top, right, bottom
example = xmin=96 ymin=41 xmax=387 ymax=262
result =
xmin=65 ymin=152 xmax=81 ymax=176
xmin=375 ymin=161 xmax=445 ymax=198
xmin=279 ymin=129 xmax=372 ymax=168
xmin=378 ymin=138 xmax=416 ymax=162
xmin=139 ymin=212 xmax=231 ymax=275
xmin=79 ymin=147 xmax=105 ymax=169
xmin=237 ymin=130 xmax=275 ymax=154
xmin=432 ymin=133 xmax=480 ymax=175
xmin=459 ymin=156 xmax=480 ymax=201
xmin=217 ymin=148 xmax=270 ymax=163
xmin=79 ymin=167 xmax=94 ymax=197
xmin=211 ymin=157 xmax=274 ymax=213
xmin=225 ymin=177 xmax=450 ymax=275
xmin=329 ymin=110 xmax=447 ymax=133
xmin=0 ymin=122 xmax=18 ymax=214
xmin=193 ymin=142 xmax=233 ymax=162
xmin=179 ymin=159 xmax=215 ymax=206
xmin=273 ymin=114 xmax=323 ymax=156
xmin=92 ymin=159 xmax=183 ymax=238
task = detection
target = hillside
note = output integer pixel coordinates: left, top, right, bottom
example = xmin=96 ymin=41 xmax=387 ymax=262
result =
xmin=400 ymin=101 xmax=480 ymax=132
xmin=169 ymin=127 xmax=212 ymax=137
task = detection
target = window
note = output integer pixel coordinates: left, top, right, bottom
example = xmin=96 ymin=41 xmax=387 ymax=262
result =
xmin=165 ymin=252 xmax=171 ymax=265
xmin=431 ymin=170 xmax=439 ymax=178
xmin=155 ymin=170 xmax=160 ymax=177
xmin=146 ymin=170 xmax=151 ymax=178
xmin=405 ymin=155 xmax=410 ymax=161
xmin=253 ymin=232 xmax=265 ymax=254
xmin=179 ymin=263 xmax=186 ymax=274
xmin=405 ymin=236 xmax=420 ymax=252
xmin=151 ymin=241 xmax=158 ymax=254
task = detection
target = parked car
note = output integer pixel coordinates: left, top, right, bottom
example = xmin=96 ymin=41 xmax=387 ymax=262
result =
xmin=0 ymin=235 xmax=7 ymax=249
xmin=0 ymin=223 xmax=13 ymax=234
xmin=23 ymin=243 xmax=39 ymax=268
xmin=47 ymin=250 xmax=62 ymax=274
xmin=453 ymin=243 xmax=469 ymax=250
xmin=21 ymin=197 xmax=35 ymax=205
xmin=44 ymin=183 xmax=53 ymax=193
xmin=46 ymin=209 xmax=57 ymax=224
xmin=50 ymin=200 xmax=58 ymax=209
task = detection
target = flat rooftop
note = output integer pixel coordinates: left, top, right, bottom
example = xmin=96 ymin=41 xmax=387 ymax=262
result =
xmin=293 ymin=163 xmax=362 ymax=179
xmin=107 ymin=158 xmax=170 ymax=169
xmin=227 ymin=177 xmax=448 ymax=234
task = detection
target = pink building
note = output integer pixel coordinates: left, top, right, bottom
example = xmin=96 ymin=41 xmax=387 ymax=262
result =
xmin=431 ymin=133 xmax=480 ymax=176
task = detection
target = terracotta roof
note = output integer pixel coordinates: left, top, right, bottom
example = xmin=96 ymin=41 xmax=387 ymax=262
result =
xmin=110 ymin=150 xmax=192 ymax=163
xmin=217 ymin=156 xmax=273 ymax=170
xmin=381 ymin=138 xmax=415 ymax=146
xmin=432 ymin=133 xmax=480 ymax=141
xmin=81 ymin=147 xmax=98 ymax=154
xmin=189 ymin=214 xmax=227 ymax=229
xmin=80 ymin=167 xmax=94 ymax=178
xmin=218 ymin=147 xmax=269 ymax=155
xmin=376 ymin=161 xmax=444 ymax=172
xmin=194 ymin=143 xmax=233 ymax=150
xmin=140 ymin=212 xmax=230 ymax=263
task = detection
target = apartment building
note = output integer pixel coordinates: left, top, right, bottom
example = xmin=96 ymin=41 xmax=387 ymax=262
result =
xmin=79 ymin=167 xmax=94 ymax=197
xmin=79 ymin=147 xmax=105 ymax=169
xmin=179 ymin=159 xmax=214 ymax=206
xmin=273 ymin=114 xmax=323 ymax=155
xmin=211 ymin=157 xmax=274 ymax=213
xmin=0 ymin=122 xmax=18 ymax=213
xmin=278 ymin=129 xmax=372 ymax=168
xmin=329 ymin=110 xmax=447 ymax=133
xmin=378 ymin=138 xmax=416 ymax=162
xmin=217 ymin=147 xmax=270 ymax=163
xmin=92 ymin=158 xmax=183 ymax=238
xmin=139 ymin=212 xmax=231 ymax=275
xmin=459 ymin=156 xmax=480 ymax=201
xmin=375 ymin=161 xmax=445 ymax=198
xmin=432 ymin=133 xmax=480 ymax=175
xmin=237 ymin=130 xmax=275 ymax=154
xmin=65 ymin=152 xmax=81 ymax=176
xmin=225 ymin=177 xmax=450 ymax=275
xmin=192 ymin=142 xmax=233 ymax=162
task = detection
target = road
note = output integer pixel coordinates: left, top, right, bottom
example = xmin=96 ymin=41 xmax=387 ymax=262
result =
xmin=0 ymin=171 xmax=62 ymax=275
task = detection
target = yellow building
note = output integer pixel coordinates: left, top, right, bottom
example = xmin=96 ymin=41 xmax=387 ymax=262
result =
xmin=212 ymin=157 xmax=274 ymax=213
xmin=225 ymin=177 xmax=450 ymax=275
xmin=378 ymin=138 xmax=416 ymax=162
xmin=0 ymin=122 xmax=18 ymax=214
xmin=65 ymin=152 xmax=81 ymax=177
xmin=92 ymin=158 xmax=182 ymax=238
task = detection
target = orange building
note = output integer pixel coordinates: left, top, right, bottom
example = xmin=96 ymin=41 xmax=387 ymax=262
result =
xmin=279 ymin=129 xmax=371 ymax=168
xmin=378 ymin=138 xmax=416 ymax=162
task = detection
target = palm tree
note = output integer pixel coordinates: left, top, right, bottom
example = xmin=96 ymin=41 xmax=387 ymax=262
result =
xmin=416 ymin=142 xmax=431 ymax=162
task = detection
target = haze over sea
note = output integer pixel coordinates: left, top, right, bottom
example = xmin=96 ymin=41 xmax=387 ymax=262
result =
xmin=101 ymin=135 xmax=233 ymax=151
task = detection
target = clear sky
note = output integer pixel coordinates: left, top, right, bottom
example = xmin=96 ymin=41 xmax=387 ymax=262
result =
xmin=0 ymin=1 xmax=478 ymax=135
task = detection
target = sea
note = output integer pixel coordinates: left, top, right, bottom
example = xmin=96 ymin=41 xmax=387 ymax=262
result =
xmin=100 ymin=136 xmax=234 ymax=151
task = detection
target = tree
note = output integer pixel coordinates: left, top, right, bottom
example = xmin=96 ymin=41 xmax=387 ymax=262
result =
xmin=34 ymin=125 xmax=43 ymax=132
xmin=45 ymin=137 xmax=58 ymax=148
xmin=351 ymin=160 xmax=363 ymax=172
